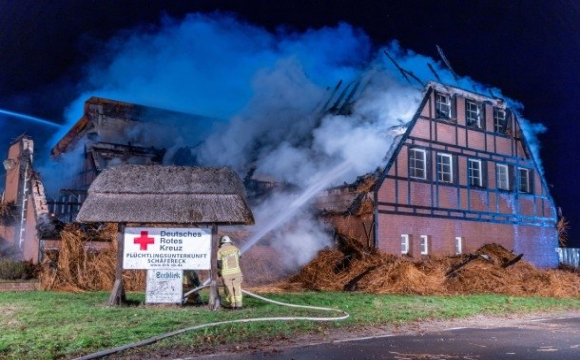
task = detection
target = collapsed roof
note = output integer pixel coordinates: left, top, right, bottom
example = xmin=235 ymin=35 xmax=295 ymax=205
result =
xmin=51 ymin=97 xmax=217 ymax=156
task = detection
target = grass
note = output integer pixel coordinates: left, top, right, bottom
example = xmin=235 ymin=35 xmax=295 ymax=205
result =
xmin=1 ymin=290 xmax=580 ymax=359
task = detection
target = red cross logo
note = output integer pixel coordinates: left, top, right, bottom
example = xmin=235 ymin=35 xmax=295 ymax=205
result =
xmin=134 ymin=231 xmax=155 ymax=251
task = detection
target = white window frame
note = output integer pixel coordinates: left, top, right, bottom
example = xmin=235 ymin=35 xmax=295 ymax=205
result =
xmin=465 ymin=100 xmax=482 ymax=128
xmin=496 ymin=164 xmax=509 ymax=190
xmin=401 ymin=234 xmax=410 ymax=254
xmin=435 ymin=93 xmax=451 ymax=119
xmin=455 ymin=237 xmax=463 ymax=255
xmin=468 ymin=159 xmax=483 ymax=187
xmin=409 ymin=148 xmax=427 ymax=180
xmin=437 ymin=153 xmax=453 ymax=183
xmin=518 ymin=167 xmax=531 ymax=193
xmin=420 ymin=235 xmax=429 ymax=255
xmin=494 ymin=107 xmax=506 ymax=133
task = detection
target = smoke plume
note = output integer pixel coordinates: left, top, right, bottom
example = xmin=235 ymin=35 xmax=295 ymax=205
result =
xmin=38 ymin=12 xmax=547 ymax=269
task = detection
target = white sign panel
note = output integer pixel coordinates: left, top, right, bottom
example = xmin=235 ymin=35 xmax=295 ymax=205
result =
xmin=123 ymin=227 xmax=211 ymax=270
xmin=146 ymin=269 xmax=183 ymax=304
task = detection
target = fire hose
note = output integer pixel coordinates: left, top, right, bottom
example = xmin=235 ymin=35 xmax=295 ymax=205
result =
xmin=73 ymin=287 xmax=349 ymax=360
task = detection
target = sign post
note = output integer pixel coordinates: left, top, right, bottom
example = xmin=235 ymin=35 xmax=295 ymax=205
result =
xmin=107 ymin=223 xmax=127 ymax=306
xmin=208 ymin=224 xmax=221 ymax=310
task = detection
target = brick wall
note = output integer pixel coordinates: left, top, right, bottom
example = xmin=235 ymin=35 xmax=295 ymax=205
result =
xmin=323 ymin=215 xmax=374 ymax=248
xmin=376 ymin=213 xmax=558 ymax=267
xmin=0 ymin=281 xmax=40 ymax=291
xmin=374 ymin=84 xmax=559 ymax=268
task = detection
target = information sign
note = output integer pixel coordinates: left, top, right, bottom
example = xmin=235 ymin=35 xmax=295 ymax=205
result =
xmin=123 ymin=227 xmax=211 ymax=270
xmin=145 ymin=269 xmax=183 ymax=304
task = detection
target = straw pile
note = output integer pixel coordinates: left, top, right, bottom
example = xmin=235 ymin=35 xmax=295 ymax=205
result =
xmin=40 ymin=223 xmax=145 ymax=292
xmin=285 ymin=238 xmax=580 ymax=297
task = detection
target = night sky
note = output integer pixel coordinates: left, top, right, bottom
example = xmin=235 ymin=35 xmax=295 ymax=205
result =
xmin=1 ymin=1 xmax=579 ymax=245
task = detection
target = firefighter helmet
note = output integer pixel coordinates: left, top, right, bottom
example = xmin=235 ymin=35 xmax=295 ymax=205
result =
xmin=220 ymin=235 xmax=232 ymax=244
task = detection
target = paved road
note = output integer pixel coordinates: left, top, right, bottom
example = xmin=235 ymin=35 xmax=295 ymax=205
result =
xmin=185 ymin=316 xmax=580 ymax=360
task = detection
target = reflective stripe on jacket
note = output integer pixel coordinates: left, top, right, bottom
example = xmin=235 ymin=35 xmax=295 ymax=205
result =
xmin=217 ymin=244 xmax=242 ymax=276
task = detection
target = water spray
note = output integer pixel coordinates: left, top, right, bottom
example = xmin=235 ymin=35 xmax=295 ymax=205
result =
xmin=240 ymin=160 xmax=353 ymax=253
xmin=188 ymin=160 xmax=353 ymax=295
xmin=0 ymin=108 xmax=62 ymax=128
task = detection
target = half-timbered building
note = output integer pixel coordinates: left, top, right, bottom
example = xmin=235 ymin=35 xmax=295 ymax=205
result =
xmin=319 ymin=81 xmax=558 ymax=268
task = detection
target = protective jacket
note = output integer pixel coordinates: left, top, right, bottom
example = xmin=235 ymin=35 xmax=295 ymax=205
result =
xmin=217 ymin=243 xmax=242 ymax=276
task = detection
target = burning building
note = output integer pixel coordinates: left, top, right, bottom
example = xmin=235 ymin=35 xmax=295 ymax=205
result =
xmin=0 ymin=80 xmax=559 ymax=269
xmin=0 ymin=135 xmax=55 ymax=262
xmin=0 ymin=97 xmax=216 ymax=263
xmin=47 ymin=97 xmax=217 ymax=222
xmin=317 ymin=81 xmax=558 ymax=268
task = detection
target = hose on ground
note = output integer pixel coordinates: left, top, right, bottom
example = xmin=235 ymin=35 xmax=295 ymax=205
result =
xmin=182 ymin=283 xmax=210 ymax=302
xmin=73 ymin=288 xmax=349 ymax=360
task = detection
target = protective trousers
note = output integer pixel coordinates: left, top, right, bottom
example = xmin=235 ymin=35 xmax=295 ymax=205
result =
xmin=222 ymin=274 xmax=243 ymax=308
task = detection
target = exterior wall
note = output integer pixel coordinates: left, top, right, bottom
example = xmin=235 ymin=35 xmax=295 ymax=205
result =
xmin=0 ymin=227 xmax=15 ymax=243
xmin=376 ymin=213 xmax=558 ymax=267
xmin=1 ymin=138 xmax=31 ymax=252
xmin=376 ymin=84 xmax=558 ymax=268
xmin=21 ymin=193 xmax=39 ymax=262
xmin=323 ymin=215 xmax=374 ymax=248
xmin=3 ymin=139 xmax=32 ymax=203
xmin=0 ymin=281 xmax=40 ymax=291
xmin=1 ymin=136 xmax=48 ymax=263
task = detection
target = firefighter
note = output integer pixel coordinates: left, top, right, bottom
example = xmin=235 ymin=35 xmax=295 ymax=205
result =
xmin=217 ymin=235 xmax=243 ymax=309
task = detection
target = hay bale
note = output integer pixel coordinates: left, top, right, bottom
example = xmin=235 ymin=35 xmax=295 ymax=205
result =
xmin=283 ymin=242 xmax=580 ymax=298
xmin=39 ymin=223 xmax=145 ymax=292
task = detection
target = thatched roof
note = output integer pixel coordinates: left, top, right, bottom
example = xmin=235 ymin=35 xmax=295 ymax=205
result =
xmin=314 ymin=189 xmax=359 ymax=214
xmin=77 ymin=165 xmax=254 ymax=225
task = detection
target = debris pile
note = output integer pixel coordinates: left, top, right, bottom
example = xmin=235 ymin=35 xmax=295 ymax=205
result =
xmin=40 ymin=223 xmax=145 ymax=292
xmin=284 ymin=237 xmax=580 ymax=297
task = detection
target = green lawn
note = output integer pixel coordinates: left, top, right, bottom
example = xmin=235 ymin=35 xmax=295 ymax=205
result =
xmin=1 ymin=290 xmax=579 ymax=359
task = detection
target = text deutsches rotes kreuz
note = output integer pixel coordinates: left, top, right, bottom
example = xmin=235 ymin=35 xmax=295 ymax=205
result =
xmin=158 ymin=230 xmax=204 ymax=252
xmin=124 ymin=228 xmax=211 ymax=269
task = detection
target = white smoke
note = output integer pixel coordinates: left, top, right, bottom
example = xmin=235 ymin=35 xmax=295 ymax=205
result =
xmin=199 ymin=61 xmax=421 ymax=186
xmin=248 ymin=191 xmax=333 ymax=268
xmin=196 ymin=58 xmax=422 ymax=269
xmin=505 ymin=99 xmax=548 ymax=174
xmin=40 ymin=13 xmax=548 ymax=270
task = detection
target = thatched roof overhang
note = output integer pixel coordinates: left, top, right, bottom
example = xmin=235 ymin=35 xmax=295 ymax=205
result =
xmin=77 ymin=165 xmax=254 ymax=225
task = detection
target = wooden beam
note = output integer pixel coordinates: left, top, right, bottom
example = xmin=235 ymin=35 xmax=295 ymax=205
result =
xmin=107 ymin=222 xmax=126 ymax=306
xmin=208 ymin=224 xmax=221 ymax=311
xmin=502 ymin=254 xmax=523 ymax=269
xmin=446 ymin=254 xmax=477 ymax=278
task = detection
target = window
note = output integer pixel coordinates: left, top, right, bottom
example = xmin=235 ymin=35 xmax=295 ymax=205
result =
xmin=494 ymin=107 xmax=506 ymax=133
xmin=455 ymin=237 xmax=463 ymax=255
xmin=420 ymin=235 xmax=429 ymax=255
xmin=518 ymin=168 xmax=531 ymax=193
xmin=468 ymin=159 xmax=483 ymax=187
xmin=409 ymin=148 xmax=427 ymax=180
xmin=496 ymin=164 xmax=509 ymax=190
xmin=401 ymin=234 xmax=410 ymax=254
xmin=465 ymin=100 xmax=482 ymax=128
xmin=437 ymin=153 xmax=453 ymax=183
xmin=435 ymin=93 xmax=451 ymax=119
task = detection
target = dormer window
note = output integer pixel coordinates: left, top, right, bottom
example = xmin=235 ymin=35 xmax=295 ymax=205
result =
xmin=435 ymin=93 xmax=451 ymax=119
xmin=466 ymin=100 xmax=482 ymax=129
xmin=494 ymin=108 xmax=506 ymax=134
